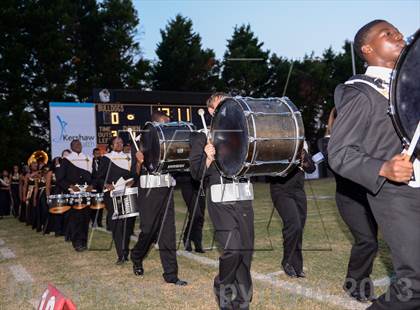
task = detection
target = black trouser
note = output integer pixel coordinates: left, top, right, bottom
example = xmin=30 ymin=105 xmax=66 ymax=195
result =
xmin=34 ymin=190 xmax=49 ymax=232
xmin=130 ymin=186 xmax=178 ymax=283
xmin=335 ymin=175 xmax=378 ymax=297
xmin=179 ymin=181 xmax=205 ymax=246
xmin=68 ymin=208 xmax=90 ymax=248
xmin=90 ymin=208 xmax=103 ymax=227
xmin=19 ymin=201 xmax=26 ymax=222
xmin=270 ymin=184 xmax=307 ymax=274
xmin=208 ymin=199 xmax=254 ymax=310
xmin=105 ymin=194 xmax=135 ymax=259
xmin=47 ymin=213 xmax=65 ymax=235
xmin=367 ymin=185 xmax=420 ymax=310
xmin=11 ymin=184 xmax=20 ymax=217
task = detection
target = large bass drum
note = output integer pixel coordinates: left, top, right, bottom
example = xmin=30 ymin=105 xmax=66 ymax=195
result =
xmin=140 ymin=121 xmax=195 ymax=174
xmin=211 ymin=96 xmax=304 ymax=178
xmin=390 ymin=29 xmax=420 ymax=157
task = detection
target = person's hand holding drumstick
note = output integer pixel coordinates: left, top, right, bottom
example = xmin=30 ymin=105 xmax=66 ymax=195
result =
xmin=379 ymin=121 xmax=420 ymax=183
xmin=204 ymin=140 xmax=215 ymax=168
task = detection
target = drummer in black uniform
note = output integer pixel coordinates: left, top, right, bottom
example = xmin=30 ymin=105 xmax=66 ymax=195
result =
xmin=189 ymin=93 xmax=254 ymax=310
xmin=56 ymin=139 xmax=93 ymax=252
xmin=328 ymin=20 xmax=420 ymax=309
xmin=269 ymin=142 xmax=315 ymax=278
xmin=130 ymin=111 xmax=187 ymax=286
xmin=96 ymin=137 xmax=135 ymax=264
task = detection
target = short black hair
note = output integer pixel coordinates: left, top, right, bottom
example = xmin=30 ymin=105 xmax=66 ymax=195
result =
xmin=92 ymin=147 xmax=100 ymax=154
xmin=354 ymin=19 xmax=387 ymax=61
xmin=61 ymin=149 xmax=71 ymax=157
xmin=70 ymin=139 xmax=80 ymax=148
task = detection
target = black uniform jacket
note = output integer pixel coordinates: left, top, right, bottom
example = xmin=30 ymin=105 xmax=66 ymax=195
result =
xmin=328 ymin=75 xmax=404 ymax=194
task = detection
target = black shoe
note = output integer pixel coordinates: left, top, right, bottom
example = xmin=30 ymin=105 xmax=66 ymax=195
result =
xmin=343 ymin=284 xmax=376 ymax=303
xmin=169 ymin=279 xmax=188 ymax=286
xmin=116 ymin=258 xmax=125 ymax=265
xmin=184 ymin=241 xmax=192 ymax=252
xmin=74 ymin=245 xmax=85 ymax=252
xmin=282 ymin=263 xmax=297 ymax=278
xmin=296 ymin=271 xmax=306 ymax=278
xmin=194 ymin=242 xmax=205 ymax=253
xmin=133 ymin=263 xmax=144 ymax=276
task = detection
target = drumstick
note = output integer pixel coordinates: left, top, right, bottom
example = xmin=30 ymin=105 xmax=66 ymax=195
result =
xmin=127 ymin=128 xmax=140 ymax=152
xmin=198 ymin=109 xmax=209 ymax=137
xmin=403 ymin=121 xmax=420 ymax=161
xmin=198 ymin=108 xmax=214 ymax=161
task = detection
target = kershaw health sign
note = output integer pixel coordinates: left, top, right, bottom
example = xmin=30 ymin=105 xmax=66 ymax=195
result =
xmin=49 ymin=102 xmax=97 ymax=158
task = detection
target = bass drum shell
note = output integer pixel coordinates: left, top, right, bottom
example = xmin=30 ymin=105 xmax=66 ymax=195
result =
xmin=140 ymin=121 xmax=196 ymax=174
xmin=390 ymin=29 xmax=420 ymax=157
xmin=211 ymin=97 xmax=304 ymax=178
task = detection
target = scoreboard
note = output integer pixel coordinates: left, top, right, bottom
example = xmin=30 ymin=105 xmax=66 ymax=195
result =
xmin=94 ymin=89 xmax=211 ymax=146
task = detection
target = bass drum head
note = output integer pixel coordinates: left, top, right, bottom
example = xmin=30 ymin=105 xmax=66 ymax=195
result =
xmin=211 ymin=98 xmax=248 ymax=177
xmin=140 ymin=123 xmax=160 ymax=172
xmin=390 ymin=30 xmax=420 ymax=156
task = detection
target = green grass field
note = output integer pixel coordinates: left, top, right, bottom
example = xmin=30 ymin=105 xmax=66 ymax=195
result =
xmin=0 ymin=178 xmax=393 ymax=309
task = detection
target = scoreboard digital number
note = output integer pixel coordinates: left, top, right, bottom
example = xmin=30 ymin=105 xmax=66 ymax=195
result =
xmin=96 ymin=103 xmax=205 ymax=145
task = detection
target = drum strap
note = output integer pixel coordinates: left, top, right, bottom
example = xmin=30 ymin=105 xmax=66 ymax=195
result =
xmin=345 ymin=79 xmax=389 ymax=99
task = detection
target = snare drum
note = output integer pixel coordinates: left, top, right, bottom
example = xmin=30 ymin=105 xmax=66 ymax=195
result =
xmin=90 ymin=193 xmax=105 ymax=210
xmin=211 ymin=96 xmax=304 ymax=178
xmin=111 ymin=187 xmax=139 ymax=220
xmin=70 ymin=192 xmax=91 ymax=210
xmin=47 ymin=194 xmax=71 ymax=214
xmin=390 ymin=29 xmax=420 ymax=157
xmin=140 ymin=121 xmax=195 ymax=174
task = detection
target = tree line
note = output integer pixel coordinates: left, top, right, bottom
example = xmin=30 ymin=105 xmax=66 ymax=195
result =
xmin=0 ymin=0 xmax=364 ymax=168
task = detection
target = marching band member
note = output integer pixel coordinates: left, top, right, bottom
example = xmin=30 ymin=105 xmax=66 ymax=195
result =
xmin=10 ymin=165 xmax=21 ymax=218
xmin=96 ymin=137 xmax=135 ymax=264
xmin=91 ymin=148 xmax=104 ymax=228
xmin=56 ymin=139 xmax=93 ymax=252
xmin=23 ymin=161 xmax=39 ymax=226
xmin=0 ymin=169 xmax=11 ymax=218
xmin=177 ymin=172 xmax=205 ymax=253
xmin=328 ymin=109 xmax=379 ymax=302
xmin=189 ymin=93 xmax=254 ymax=309
xmin=33 ymin=166 xmax=48 ymax=232
xmin=18 ymin=166 xmax=28 ymax=222
xmin=328 ymin=20 xmax=420 ymax=309
xmin=130 ymin=111 xmax=188 ymax=286
xmin=269 ymin=142 xmax=315 ymax=278
xmin=45 ymin=158 xmax=63 ymax=236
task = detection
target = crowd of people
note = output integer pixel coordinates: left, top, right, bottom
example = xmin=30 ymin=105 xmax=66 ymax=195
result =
xmin=0 ymin=19 xmax=418 ymax=310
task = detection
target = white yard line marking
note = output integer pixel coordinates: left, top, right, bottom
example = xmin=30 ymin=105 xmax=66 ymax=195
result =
xmin=307 ymin=195 xmax=335 ymax=200
xmin=177 ymin=250 xmax=367 ymax=310
xmin=266 ymin=268 xmax=307 ymax=277
xmin=373 ymin=276 xmax=391 ymax=287
xmin=95 ymin=227 xmax=367 ymax=310
xmin=9 ymin=264 xmax=34 ymax=283
xmin=252 ymin=272 xmax=367 ymax=310
xmin=0 ymin=238 xmax=5 ymax=246
xmin=266 ymin=270 xmax=285 ymax=277
xmin=0 ymin=247 xmax=16 ymax=259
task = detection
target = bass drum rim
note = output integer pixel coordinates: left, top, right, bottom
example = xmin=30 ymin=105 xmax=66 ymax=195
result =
xmin=141 ymin=121 xmax=195 ymax=174
xmin=210 ymin=96 xmax=304 ymax=179
xmin=389 ymin=29 xmax=420 ymax=156
xmin=210 ymin=97 xmax=250 ymax=178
